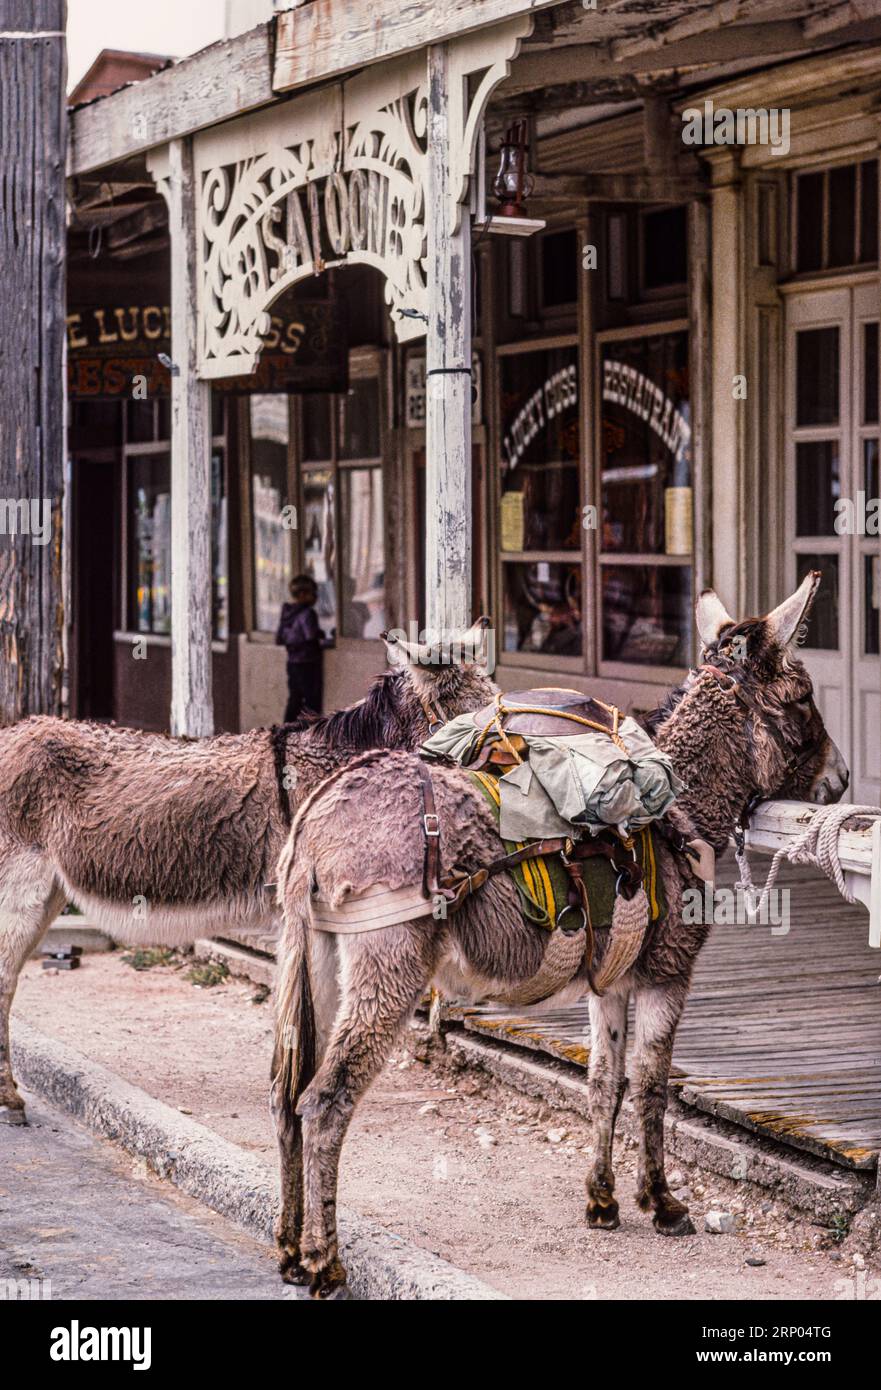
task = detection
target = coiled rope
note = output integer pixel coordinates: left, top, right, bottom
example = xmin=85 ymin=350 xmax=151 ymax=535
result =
xmin=735 ymin=803 xmax=881 ymax=920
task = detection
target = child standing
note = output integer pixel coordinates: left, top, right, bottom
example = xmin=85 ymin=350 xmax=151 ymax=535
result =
xmin=276 ymin=574 xmax=323 ymax=722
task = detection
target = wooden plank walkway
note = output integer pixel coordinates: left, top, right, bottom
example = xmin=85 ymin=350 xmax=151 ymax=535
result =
xmin=458 ymin=861 xmax=881 ymax=1171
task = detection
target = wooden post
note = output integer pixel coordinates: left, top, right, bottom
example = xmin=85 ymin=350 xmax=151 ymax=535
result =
xmin=425 ymin=42 xmax=472 ymax=637
xmin=708 ymin=149 xmax=746 ymax=615
xmin=0 ymin=1 xmax=66 ymax=721
xmin=164 ymin=137 xmax=214 ymax=737
xmin=687 ymin=198 xmax=712 ymax=606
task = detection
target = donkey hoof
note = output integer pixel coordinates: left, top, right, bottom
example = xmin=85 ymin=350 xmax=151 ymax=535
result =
xmin=0 ymin=1104 xmax=27 ymax=1127
xmin=316 ymin=1282 xmax=352 ymax=1301
xmin=586 ymin=1202 xmax=620 ymax=1231
xmin=278 ymin=1253 xmax=311 ymax=1286
xmin=309 ymin=1262 xmax=349 ymax=1300
xmin=654 ymin=1210 xmax=696 ymax=1238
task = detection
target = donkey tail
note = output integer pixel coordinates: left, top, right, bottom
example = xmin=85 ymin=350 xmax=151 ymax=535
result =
xmin=271 ymin=834 xmax=317 ymax=1131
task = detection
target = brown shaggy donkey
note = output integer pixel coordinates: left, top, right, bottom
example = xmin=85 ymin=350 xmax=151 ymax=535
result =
xmin=272 ymin=575 xmax=849 ymax=1297
xmin=0 ymin=622 xmax=497 ymax=1124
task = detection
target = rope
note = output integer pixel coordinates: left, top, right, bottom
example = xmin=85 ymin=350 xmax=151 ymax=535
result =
xmin=735 ymin=803 xmax=881 ymax=920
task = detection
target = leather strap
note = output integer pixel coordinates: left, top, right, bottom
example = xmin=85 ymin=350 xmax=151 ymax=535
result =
xmin=415 ymin=757 xmax=446 ymax=902
xmin=415 ymin=755 xmax=644 ymax=935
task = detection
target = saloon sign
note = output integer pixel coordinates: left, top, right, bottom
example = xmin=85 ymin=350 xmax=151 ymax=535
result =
xmin=66 ymin=296 xmax=347 ymax=399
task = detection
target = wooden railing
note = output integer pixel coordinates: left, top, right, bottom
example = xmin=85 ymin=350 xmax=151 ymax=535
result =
xmin=744 ymin=801 xmax=881 ymax=948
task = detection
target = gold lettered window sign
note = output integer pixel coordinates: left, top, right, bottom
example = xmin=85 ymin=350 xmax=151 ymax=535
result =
xmin=67 ymin=296 xmax=348 ymax=399
xmin=66 ymin=304 xmax=172 ymax=400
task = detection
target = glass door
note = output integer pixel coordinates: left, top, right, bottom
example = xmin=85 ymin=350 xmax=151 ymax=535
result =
xmin=786 ymin=283 xmax=881 ymax=802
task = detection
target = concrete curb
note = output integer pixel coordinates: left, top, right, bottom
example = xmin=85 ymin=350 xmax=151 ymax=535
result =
xmin=193 ymin=936 xmax=275 ymax=989
xmin=11 ymin=1020 xmax=506 ymax=1301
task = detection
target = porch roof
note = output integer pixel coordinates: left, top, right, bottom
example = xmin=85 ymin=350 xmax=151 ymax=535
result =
xmin=68 ymin=0 xmax=881 ymax=179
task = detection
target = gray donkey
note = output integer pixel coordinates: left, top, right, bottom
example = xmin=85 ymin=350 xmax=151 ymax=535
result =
xmin=272 ymin=574 xmax=848 ymax=1297
xmin=0 ymin=620 xmax=497 ymax=1124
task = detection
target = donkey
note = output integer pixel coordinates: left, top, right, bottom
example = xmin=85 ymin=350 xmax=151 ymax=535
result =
xmin=0 ymin=621 xmax=497 ymax=1124
xmin=271 ymin=573 xmax=848 ymax=1297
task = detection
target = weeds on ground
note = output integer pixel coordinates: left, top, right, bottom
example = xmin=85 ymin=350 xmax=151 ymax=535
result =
xmin=120 ymin=947 xmax=180 ymax=972
xmin=187 ymin=960 xmax=229 ymax=988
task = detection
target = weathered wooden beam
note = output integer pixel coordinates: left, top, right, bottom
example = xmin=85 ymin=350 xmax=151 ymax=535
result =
xmin=518 ymin=19 xmax=806 ymax=69
xmin=273 ymin=0 xmax=561 ymax=93
xmin=0 ymin=1 xmax=67 ymax=721
xmin=802 ymin=1 xmax=868 ymax=38
xmin=531 ymin=171 xmax=706 ymax=204
xmin=155 ymin=139 xmax=214 ymax=738
xmin=610 ymin=0 xmax=744 ymax=62
xmin=68 ymin=23 xmax=274 ymax=176
xmin=425 ymin=43 xmax=472 ymax=637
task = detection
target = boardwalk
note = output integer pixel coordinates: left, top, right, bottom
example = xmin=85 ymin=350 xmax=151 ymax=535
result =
xmin=457 ymin=861 xmax=881 ymax=1171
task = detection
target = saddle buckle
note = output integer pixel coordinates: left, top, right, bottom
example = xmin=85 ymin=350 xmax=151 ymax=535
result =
xmin=423 ymin=812 xmax=441 ymax=838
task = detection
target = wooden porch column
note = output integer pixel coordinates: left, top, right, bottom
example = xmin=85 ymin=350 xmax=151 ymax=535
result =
xmin=708 ymin=150 xmax=747 ymax=616
xmin=425 ymin=42 xmax=472 ymax=637
xmin=165 ymin=137 xmax=214 ymax=737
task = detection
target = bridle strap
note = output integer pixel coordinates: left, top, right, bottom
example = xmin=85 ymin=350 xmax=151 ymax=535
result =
xmin=418 ymin=689 xmax=447 ymax=735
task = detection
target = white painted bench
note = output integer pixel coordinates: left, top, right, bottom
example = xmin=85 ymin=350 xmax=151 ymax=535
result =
xmin=745 ymin=801 xmax=881 ymax=948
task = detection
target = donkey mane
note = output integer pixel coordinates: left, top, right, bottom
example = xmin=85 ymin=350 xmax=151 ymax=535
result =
xmin=278 ymin=668 xmax=407 ymax=750
xmin=642 ymin=679 xmax=690 ymax=738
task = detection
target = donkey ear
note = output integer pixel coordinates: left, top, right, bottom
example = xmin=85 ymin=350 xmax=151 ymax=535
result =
xmin=695 ymin=589 xmax=735 ymax=646
xmin=380 ymin=628 xmax=418 ymax=667
xmin=459 ymin=614 xmax=491 ymax=662
xmin=766 ymin=570 xmax=821 ymax=648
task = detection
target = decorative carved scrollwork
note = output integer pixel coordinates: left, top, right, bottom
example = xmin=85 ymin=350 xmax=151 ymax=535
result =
xmin=154 ymin=20 xmax=531 ymax=379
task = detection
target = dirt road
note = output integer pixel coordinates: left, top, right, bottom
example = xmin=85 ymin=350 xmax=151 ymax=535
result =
xmin=11 ymin=950 xmax=875 ymax=1301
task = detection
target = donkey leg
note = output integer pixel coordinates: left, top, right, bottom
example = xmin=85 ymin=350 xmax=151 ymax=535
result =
xmin=0 ymin=854 xmax=65 ymax=1123
xmin=631 ymin=982 xmax=694 ymax=1236
xmin=298 ymin=924 xmax=433 ymax=1299
xmin=585 ymin=988 xmax=629 ymax=1230
xmin=273 ymin=932 xmax=340 ymax=1286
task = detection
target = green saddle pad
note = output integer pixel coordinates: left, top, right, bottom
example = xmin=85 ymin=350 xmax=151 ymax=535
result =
xmin=468 ymin=770 xmax=665 ymax=931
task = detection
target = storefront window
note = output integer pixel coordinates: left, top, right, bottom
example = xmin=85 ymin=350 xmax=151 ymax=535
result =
xmin=339 ymin=378 xmax=381 ymax=459
xmin=599 ymin=329 xmax=692 ymax=667
xmin=297 ymin=355 xmax=387 ymax=642
xmin=340 ymin=465 xmax=385 ymax=638
xmin=503 ymin=561 xmax=582 ymax=657
xmin=129 ymin=454 xmax=171 ymax=635
xmin=303 ymin=467 xmax=337 ymax=640
xmin=601 ymin=565 xmax=691 ymax=667
xmin=302 ymin=393 xmax=332 ymax=461
xmin=499 ymin=343 xmax=581 ymax=655
xmin=795 ymin=161 xmax=878 ymax=273
xmin=128 ymin=451 xmax=228 ymax=639
xmin=499 ymin=346 xmax=580 ymax=550
xmin=249 ymin=395 xmax=292 ymax=632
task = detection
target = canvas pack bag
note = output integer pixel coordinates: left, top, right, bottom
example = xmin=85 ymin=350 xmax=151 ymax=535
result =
xmin=421 ymin=688 xmax=684 ymax=843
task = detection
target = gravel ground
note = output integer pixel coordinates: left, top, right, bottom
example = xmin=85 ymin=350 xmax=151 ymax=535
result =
xmin=11 ymin=949 xmax=877 ymax=1301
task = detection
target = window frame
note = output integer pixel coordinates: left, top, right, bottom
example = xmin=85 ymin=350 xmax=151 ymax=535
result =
xmin=789 ymin=157 xmax=880 ymax=279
